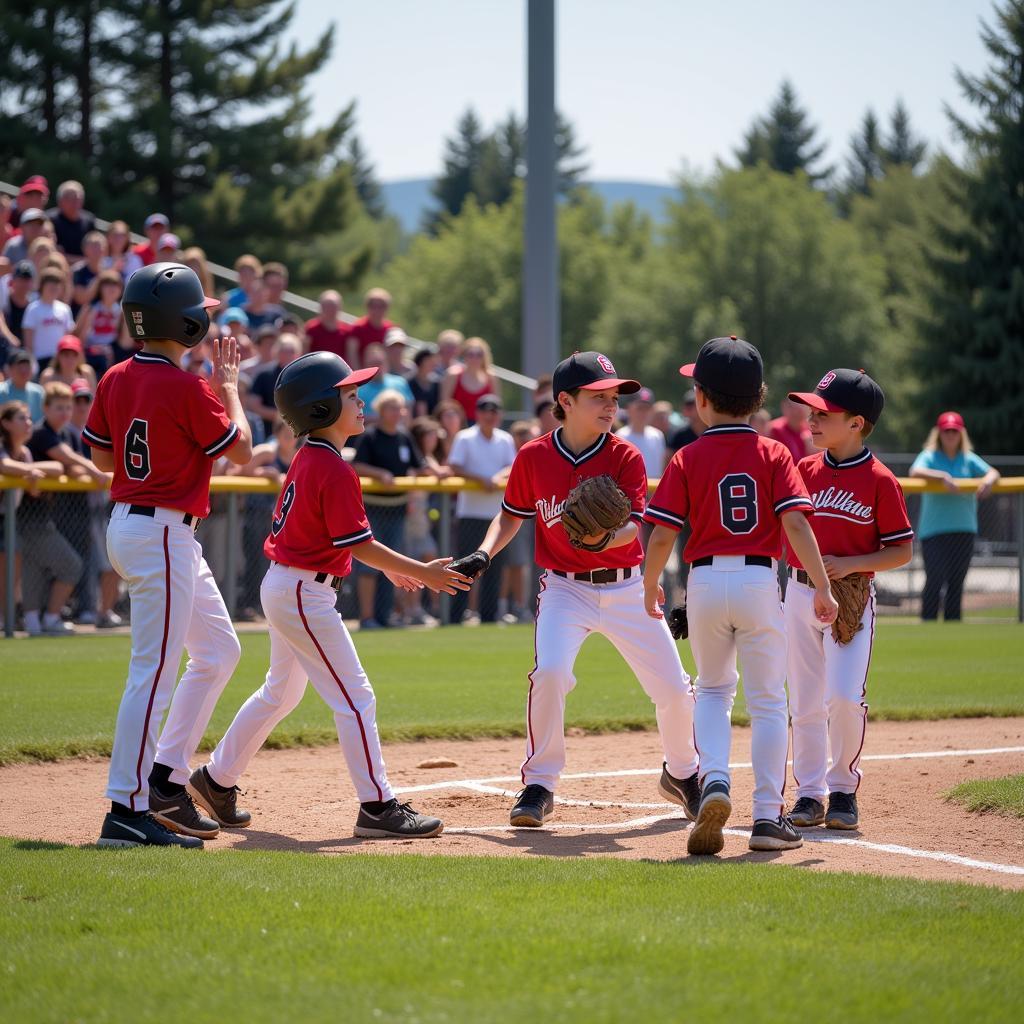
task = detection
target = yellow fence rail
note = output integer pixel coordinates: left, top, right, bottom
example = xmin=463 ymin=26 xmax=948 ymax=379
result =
xmin=3 ymin=476 xmax=1024 ymax=495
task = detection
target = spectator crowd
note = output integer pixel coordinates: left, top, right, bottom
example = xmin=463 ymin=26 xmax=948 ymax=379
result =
xmin=0 ymin=174 xmax=1000 ymax=635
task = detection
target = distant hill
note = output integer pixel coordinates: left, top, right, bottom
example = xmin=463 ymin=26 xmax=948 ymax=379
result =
xmin=380 ymin=178 xmax=678 ymax=234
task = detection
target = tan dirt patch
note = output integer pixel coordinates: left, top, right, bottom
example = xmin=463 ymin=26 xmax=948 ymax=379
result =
xmin=2 ymin=718 xmax=1022 ymax=889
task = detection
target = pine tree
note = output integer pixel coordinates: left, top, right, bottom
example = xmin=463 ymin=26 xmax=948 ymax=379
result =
xmin=921 ymin=0 xmax=1024 ymax=451
xmin=736 ymin=80 xmax=832 ymax=185
xmin=94 ymin=0 xmax=367 ymax=285
xmin=427 ymin=108 xmax=486 ymax=230
xmin=346 ymin=132 xmax=386 ymax=220
xmin=0 ymin=1 xmax=107 ymax=185
xmin=882 ymin=99 xmax=927 ymax=171
xmin=428 ymin=108 xmax=589 ymax=228
xmin=844 ymin=109 xmax=885 ymax=199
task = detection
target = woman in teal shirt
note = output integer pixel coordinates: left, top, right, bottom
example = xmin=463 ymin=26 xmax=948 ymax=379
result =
xmin=910 ymin=411 xmax=1000 ymax=621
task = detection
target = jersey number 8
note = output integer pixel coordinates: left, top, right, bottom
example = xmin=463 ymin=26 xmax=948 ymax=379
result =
xmin=718 ymin=473 xmax=758 ymax=535
xmin=124 ymin=419 xmax=152 ymax=482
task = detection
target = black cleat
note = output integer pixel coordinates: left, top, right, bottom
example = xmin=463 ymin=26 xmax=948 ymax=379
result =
xmin=687 ymin=780 xmax=731 ymax=856
xmin=353 ymin=800 xmax=443 ymax=839
xmin=789 ymin=796 xmax=826 ymax=827
xmin=149 ymin=783 xmax=220 ymax=839
xmin=187 ymin=766 xmax=251 ymax=828
xmin=97 ymin=812 xmax=204 ymax=849
xmin=509 ymin=784 xmax=554 ymax=827
xmin=825 ymin=791 xmax=859 ymax=830
xmin=658 ymin=763 xmax=701 ymax=821
xmin=749 ymin=815 xmax=803 ymax=851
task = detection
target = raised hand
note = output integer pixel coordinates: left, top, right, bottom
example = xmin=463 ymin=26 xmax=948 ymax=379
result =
xmin=211 ymin=335 xmax=240 ymax=395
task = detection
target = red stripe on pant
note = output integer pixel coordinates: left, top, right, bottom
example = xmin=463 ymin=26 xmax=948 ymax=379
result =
xmin=130 ymin=526 xmax=171 ymax=811
xmin=295 ymin=581 xmax=384 ymax=802
xmin=519 ymin=574 xmax=547 ymax=786
xmin=848 ymin=591 xmax=876 ymax=793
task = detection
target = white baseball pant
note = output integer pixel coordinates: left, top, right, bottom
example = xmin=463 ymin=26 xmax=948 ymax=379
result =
xmin=521 ymin=571 xmax=698 ymax=791
xmin=785 ymin=577 xmax=876 ymax=799
xmin=105 ymin=503 xmax=240 ymax=810
xmin=686 ymin=557 xmax=788 ymax=822
xmin=208 ymin=563 xmax=393 ymax=804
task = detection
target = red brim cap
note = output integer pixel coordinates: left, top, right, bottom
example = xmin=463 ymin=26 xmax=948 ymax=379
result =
xmin=338 ymin=366 xmax=379 ymax=388
xmin=578 ymin=377 xmax=641 ymax=394
xmin=937 ymin=412 xmax=965 ymax=430
xmin=788 ymin=391 xmax=848 ymax=414
xmin=679 ymin=362 xmax=697 ymax=377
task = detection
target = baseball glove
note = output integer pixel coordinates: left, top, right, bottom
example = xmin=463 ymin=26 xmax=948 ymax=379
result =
xmin=561 ymin=475 xmax=632 ymax=551
xmin=447 ymin=550 xmax=491 ymax=581
xmin=830 ymin=573 xmax=870 ymax=645
xmin=668 ymin=605 xmax=688 ymax=640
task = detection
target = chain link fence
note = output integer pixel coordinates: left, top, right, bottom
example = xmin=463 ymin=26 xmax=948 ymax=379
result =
xmin=3 ymin=471 xmax=1023 ymax=637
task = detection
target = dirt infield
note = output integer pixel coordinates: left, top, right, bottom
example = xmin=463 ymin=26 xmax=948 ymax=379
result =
xmin=2 ymin=717 xmax=1022 ymax=889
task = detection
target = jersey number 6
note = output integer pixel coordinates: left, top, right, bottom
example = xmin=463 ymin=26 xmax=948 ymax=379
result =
xmin=271 ymin=481 xmax=296 ymax=536
xmin=718 ymin=473 xmax=758 ymax=535
xmin=124 ymin=419 xmax=152 ymax=482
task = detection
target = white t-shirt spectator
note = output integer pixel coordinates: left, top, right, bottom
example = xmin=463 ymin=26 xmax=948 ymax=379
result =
xmin=616 ymin=424 xmax=666 ymax=480
xmin=22 ymin=298 xmax=74 ymax=360
xmin=449 ymin=424 xmax=516 ymax=520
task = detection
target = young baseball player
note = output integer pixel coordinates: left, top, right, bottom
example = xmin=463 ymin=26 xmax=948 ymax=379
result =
xmin=784 ymin=370 xmax=913 ymax=830
xmin=188 ymin=351 xmax=472 ymax=839
xmin=448 ymin=351 xmax=701 ymax=828
xmin=642 ymin=336 xmax=838 ymax=855
xmin=86 ymin=262 xmax=254 ymax=849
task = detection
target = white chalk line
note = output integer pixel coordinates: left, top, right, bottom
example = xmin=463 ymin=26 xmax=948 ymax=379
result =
xmin=394 ymin=744 xmax=1024 ymax=878
xmin=394 ymin=745 xmax=1024 ymax=796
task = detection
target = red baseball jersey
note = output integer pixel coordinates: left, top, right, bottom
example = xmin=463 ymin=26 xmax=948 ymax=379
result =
xmin=645 ymin=424 xmax=813 ymax=561
xmin=83 ymin=351 xmax=239 ymax=519
xmin=501 ymin=427 xmax=646 ymax=572
xmin=263 ymin=437 xmax=373 ymax=577
xmin=787 ymin=448 xmax=913 ymax=574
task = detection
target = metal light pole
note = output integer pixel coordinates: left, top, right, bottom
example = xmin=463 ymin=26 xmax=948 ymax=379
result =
xmin=522 ymin=0 xmax=559 ymax=401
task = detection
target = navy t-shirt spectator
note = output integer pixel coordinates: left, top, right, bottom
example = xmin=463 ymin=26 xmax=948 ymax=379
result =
xmin=47 ymin=206 xmax=96 ymax=259
xmin=28 ymin=419 xmax=90 ymax=538
xmin=352 ymin=425 xmax=425 ymax=488
xmin=668 ymin=422 xmax=699 ymax=453
xmin=250 ymin=364 xmax=281 ymax=436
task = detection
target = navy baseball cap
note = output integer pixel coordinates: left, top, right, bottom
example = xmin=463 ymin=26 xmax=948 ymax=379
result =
xmin=13 ymin=260 xmax=35 ymax=279
xmin=552 ymin=351 xmax=640 ymax=398
xmin=680 ymin=336 xmax=763 ymax=398
xmin=789 ymin=369 xmax=885 ymax=425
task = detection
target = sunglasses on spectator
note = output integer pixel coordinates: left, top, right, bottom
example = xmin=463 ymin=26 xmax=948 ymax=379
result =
xmin=74 ymin=395 xmax=93 ymax=403
xmin=464 ymin=349 xmax=484 ymax=358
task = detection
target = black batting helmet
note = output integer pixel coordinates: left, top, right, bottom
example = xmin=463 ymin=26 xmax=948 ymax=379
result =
xmin=121 ymin=262 xmax=219 ymax=348
xmin=274 ymin=351 xmax=379 ymax=436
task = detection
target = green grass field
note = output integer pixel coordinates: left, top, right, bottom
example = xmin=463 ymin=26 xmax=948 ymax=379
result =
xmin=2 ymin=839 xmax=1023 ymax=1024
xmin=2 ymin=620 xmax=1023 ymax=1022
xmin=946 ymin=775 xmax=1024 ymax=818
xmin=2 ymin=621 xmax=1022 ymax=765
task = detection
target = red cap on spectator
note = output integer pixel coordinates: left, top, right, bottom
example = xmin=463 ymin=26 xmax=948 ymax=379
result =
xmin=19 ymin=175 xmax=49 ymax=198
xmin=71 ymin=377 xmax=93 ymax=397
xmin=937 ymin=411 xmax=965 ymax=431
xmin=57 ymin=334 xmax=83 ymax=355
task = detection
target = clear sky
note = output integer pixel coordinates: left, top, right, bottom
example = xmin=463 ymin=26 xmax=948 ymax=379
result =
xmin=289 ymin=0 xmax=996 ymax=183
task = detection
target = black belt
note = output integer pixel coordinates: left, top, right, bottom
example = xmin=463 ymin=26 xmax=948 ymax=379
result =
xmin=272 ymin=562 xmax=343 ymax=591
xmin=315 ymin=572 xmax=343 ymax=592
xmin=790 ymin=568 xmax=810 ymax=586
xmin=553 ymin=567 xmax=633 ymax=584
xmin=691 ymin=555 xmax=773 ymax=568
xmin=128 ymin=504 xmax=201 ymax=531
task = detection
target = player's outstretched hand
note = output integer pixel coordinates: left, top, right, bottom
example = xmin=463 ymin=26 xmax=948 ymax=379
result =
xmin=421 ymin=558 xmax=474 ymax=595
xmin=384 ymin=570 xmax=424 ymax=592
xmin=211 ymin=335 xmax=240 ymax=395
xmin=643 ymin=581 xmax=665 ymax=619
xmin=813 ymin=585 xmax=840 ymax=625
